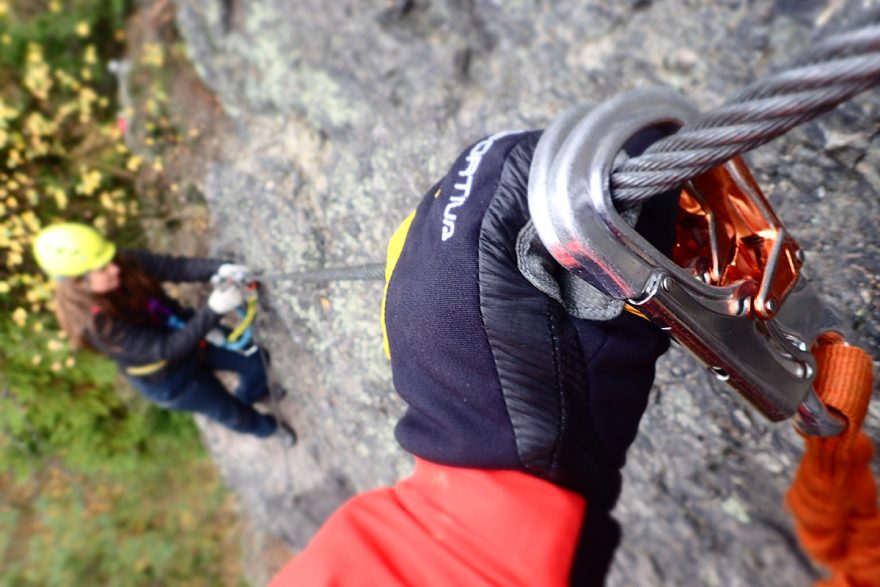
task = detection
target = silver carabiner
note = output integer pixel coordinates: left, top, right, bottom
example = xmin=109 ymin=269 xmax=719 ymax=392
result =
xmin=528 ymin=86 xmax=845 ymax=437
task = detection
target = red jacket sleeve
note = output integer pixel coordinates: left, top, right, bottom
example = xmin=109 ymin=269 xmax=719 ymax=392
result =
xmin=269 ymin=458 xmax=587 ymax=586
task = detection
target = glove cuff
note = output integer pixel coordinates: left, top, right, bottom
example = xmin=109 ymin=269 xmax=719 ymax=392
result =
xmin=516 ymin=220 xmax=626 ymax=321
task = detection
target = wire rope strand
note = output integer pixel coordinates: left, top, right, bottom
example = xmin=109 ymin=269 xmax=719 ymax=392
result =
xmin=611 ymin=8 xmax=880 ymax=205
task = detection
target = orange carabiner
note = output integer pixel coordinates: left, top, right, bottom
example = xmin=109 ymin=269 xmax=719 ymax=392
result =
xmin=675 ymin=156 xmax=803 ymax=320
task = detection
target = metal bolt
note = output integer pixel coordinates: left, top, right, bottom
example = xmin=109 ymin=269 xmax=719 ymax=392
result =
xmin=710 ymin=367 xmax=730 ymax=382
xmin=661 ymin=276 xmax=674 ymax=292
xmin=785 ymin=334 xmax=808 ymax=352
xmin=764 ymin=299 xmax=777 ymax=314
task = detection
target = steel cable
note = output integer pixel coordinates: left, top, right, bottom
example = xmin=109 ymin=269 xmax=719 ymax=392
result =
xmin=253 ymin=12 xmax=880 ymax=280
xmin=611 ymin=8 xmax=880 ymax=205
xmin=256 ymin=263 xmax=386 ymax=284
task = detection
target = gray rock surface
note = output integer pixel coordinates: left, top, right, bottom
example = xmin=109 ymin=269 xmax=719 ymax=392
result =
xmin=169 ymin=0 xmax=879 ymax=584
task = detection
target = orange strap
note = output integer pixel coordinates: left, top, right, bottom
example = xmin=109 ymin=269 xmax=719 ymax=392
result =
xmin=787 ymin=338 xmax=879 ymax=587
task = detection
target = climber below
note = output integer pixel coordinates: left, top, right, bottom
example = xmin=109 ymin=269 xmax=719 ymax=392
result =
xmin=32 ymin=223 xmax=297 ymax=446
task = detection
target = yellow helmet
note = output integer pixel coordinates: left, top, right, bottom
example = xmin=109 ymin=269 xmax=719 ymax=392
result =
xmin=33 ymin=223 xmax=116 ymax=277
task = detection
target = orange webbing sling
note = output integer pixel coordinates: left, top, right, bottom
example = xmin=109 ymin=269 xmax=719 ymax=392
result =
xmin=787 ymin=336 xmax=879 ymax=586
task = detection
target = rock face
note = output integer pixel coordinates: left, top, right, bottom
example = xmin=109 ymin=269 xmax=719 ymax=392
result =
xmin=170 ymin=1 xmax=879 ymax=585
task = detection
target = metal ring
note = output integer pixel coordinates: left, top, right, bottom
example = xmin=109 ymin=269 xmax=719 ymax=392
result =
xmin=528 ymin=86 xmax=701 ymax=300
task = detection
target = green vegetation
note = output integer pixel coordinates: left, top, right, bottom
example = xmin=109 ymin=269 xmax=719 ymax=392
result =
xmin=0 ymin=1 xmax=244 ymax=584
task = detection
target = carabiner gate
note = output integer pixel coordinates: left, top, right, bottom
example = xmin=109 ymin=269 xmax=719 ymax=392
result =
xmin=528 ymin=87 xmax=846 ymax=437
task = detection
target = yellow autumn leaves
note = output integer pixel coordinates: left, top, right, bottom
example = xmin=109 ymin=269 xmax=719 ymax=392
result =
xmin=37 ymin=333 xmax=75 ymax=371
xmin=75 ymin=168 xmax=102 ymax=195
xmin=9 ymin=292 xmax=78 ymax=372
xmin=1 ymin=6 xmax=184 ymax=348
xmin=141 ymin=43 xmax=164 ymax=68
xmin=1 ymin=12 xmax=133 ymax=328
xmin=24 ymin=42 xmax=53 ymax=100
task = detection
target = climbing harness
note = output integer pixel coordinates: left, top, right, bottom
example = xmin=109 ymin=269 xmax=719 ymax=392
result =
xmin=208 ymin=275 xmax=260 ymax=354
xmin=123 ymin=288 xmax=259 ymax=376
xmin=125 ymin=360 xmax=169 ymax=377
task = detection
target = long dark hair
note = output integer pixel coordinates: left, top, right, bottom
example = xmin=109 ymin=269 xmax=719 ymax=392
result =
xmin=54 ymin=253 xmax=166 ymax=351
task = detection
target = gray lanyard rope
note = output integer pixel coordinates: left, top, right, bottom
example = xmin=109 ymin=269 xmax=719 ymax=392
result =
xmin=255 ymin=263 xmax=385 ymax=284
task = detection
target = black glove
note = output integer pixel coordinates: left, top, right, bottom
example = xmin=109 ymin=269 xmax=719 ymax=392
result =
xmin=382 ymin=129 xmax=676 ymax=583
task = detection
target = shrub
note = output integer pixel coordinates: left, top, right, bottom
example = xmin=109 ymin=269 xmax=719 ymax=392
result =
xmin=0 ymin=2 xmax=244 ymax=585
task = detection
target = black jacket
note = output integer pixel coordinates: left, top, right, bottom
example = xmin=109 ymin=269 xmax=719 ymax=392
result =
xmin=86 ymin=250 xmax=224 ymax=377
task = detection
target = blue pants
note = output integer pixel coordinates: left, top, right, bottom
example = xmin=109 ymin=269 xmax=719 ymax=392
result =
xmin=127 ymin=345 xmax=277 ymax=438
